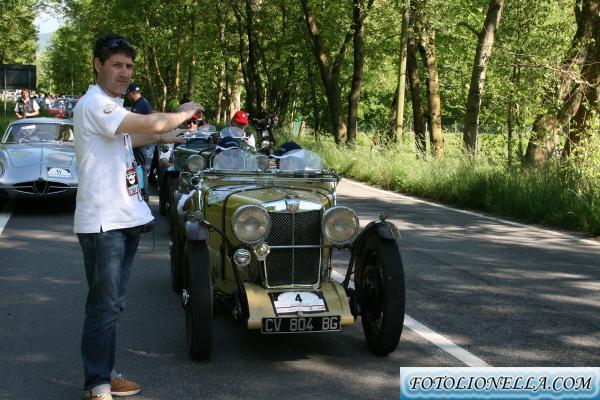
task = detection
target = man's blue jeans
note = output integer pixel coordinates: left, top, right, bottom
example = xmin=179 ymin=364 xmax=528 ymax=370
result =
xmin=78 ymin=228 xmax=141 ymax=392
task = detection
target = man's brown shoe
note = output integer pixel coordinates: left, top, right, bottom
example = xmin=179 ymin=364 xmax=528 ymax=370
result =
xmin=111 ymin=376 xmax=141 ymax=397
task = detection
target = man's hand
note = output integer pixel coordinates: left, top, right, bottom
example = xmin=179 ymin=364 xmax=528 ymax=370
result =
xmin=157 ymin=129 xmax=186 ymax=145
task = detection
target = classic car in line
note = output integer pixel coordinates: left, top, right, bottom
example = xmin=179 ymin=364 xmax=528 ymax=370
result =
xmin=0 ymin=118 xmax=78 ymax=198
xmin=170 ymin=147 xmax=405 ymax=360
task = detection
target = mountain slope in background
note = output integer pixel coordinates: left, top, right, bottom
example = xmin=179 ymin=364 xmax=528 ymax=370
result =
xmin=38 ymin=32 xmax=53 ymax=54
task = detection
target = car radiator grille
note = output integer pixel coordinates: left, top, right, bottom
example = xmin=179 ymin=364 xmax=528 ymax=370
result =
xmin=264 ymin=210 xmax=322 ymax=287
xmin=13 ymin=180 xmax=70 ymax=195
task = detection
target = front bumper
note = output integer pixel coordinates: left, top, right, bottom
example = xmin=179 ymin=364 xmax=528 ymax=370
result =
xmin=244 ymin=281 xmax=354 ymax=330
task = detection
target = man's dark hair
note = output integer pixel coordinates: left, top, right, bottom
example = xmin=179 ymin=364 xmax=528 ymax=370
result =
xmin=93 ymin=34 xmax=136 ymax=73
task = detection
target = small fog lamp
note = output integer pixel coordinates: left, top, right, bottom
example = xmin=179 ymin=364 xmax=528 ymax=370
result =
xmin=233 ymin=248 xmax=251 ymax=267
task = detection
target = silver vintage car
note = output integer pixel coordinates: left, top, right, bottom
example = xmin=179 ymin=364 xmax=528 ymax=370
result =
xmin=0 ymin=118 xmax=78 ymax=198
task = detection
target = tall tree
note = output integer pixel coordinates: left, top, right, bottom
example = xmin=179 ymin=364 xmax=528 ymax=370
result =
xmin=243 ymin=0 xmax=265 ymax=116
xmin=301 ymin=0 xmax=353 ymax=144
xmin=524 ymin=0 xmax=598 ymax=165
xmin=347 ymin=0 xmax=376 ymax=143
xmin=0 ymin=0 xmax=37 ymax=65
xmin=406 ymin=29 xmax=427 ymax=154
xmin=562 ymin=7 xmax=600 ymax=158
xmin=462 ymin=0 xmax=505 ymax=153
xmin=413 ymin=0 xmax=443 ymax=157
xmin=391 ymin=0 xmax=410 ymax=143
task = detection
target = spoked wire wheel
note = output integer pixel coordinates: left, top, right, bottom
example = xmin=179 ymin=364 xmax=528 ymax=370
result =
xmin=183 ymin=241 xmax=213 ymax=360
xmin=355 ymin=233 xmax=405 ymax=356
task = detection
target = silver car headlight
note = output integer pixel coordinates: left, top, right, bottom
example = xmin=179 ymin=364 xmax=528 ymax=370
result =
xmin=322 ymin=206 xmax=360 ymax=245
xmin=232 ymin=205 xmax=271 ymax=244
xmin=186 ymin=155 xmax=205 ymax=173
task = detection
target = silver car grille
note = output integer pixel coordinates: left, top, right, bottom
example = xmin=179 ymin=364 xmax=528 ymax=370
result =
xmin=264 ymin=210 xmax=322 ymax=287
xmin=13 ymin=180 xmax=70 ymax=195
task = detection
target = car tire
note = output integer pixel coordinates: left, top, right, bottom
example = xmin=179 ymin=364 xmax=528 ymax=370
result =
xmin=170 ymin=201 xmax=184 ymax=293
xmin=158 ymin=175 xmax=168 ymax=216
xmin=355 ymin=232 xmax=405 ymax=356
xmin=166 ymin=175 xmax=179 ymax=212
xmin=184 ymin=241 xmax=213 ymax=360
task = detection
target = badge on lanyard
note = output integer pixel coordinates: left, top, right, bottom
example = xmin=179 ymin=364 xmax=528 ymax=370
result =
xmin=123 ymin=135 xmax=141 ymax=197
xmin=126 ymin=165 xmax=140 ymax=196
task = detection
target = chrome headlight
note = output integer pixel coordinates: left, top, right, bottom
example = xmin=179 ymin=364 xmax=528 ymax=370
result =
xmin=322 ymin=206 xmax=360 ymax=245
xmin=186 ymin=155 xmax=205 ymax=173
xmin=232 ymin=205 xmax=271 ymax=244
xmin=255 ymin=154 xmax=269 ymax=171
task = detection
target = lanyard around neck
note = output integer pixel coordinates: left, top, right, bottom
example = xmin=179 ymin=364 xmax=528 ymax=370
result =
xmin=123 ymin=134 xmax=135 ymax=166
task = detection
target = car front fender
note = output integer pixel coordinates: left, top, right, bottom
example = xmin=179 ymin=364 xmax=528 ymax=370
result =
xmin=342 ymin=219 xmax=401 ymax=290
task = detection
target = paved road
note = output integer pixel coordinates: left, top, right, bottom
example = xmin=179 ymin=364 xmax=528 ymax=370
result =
xmin=0 ymin=180 xmax=598 ymax=399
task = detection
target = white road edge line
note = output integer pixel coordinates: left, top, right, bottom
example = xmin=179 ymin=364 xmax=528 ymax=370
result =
xmin=404 ymin=315 xmax=490 ymax=367
xmin=0 ymin=206 xmax=13 ymax=237
xmin=345 ymin=179 xmax=599 ymax=247
xmin=331 ymin=270 xmax=489 ymax=367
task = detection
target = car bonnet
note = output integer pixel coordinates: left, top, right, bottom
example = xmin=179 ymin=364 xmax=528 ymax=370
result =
xmin=4 ymin=143 xmax=75 ymax=168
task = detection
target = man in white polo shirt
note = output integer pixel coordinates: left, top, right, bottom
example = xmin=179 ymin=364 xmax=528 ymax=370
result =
xmin=73 ymin=34 xmax=203 ymax=400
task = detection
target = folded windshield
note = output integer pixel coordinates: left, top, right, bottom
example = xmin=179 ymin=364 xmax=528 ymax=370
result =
xmin=211 ymin=148 xmax=323 ymax=173
xmin=277 ymin=149 xmax=323 ymax=172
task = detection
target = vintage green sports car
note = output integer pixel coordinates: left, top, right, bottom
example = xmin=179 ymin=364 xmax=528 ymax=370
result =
xmin=171 ymin=147 xmax=405 ymax=360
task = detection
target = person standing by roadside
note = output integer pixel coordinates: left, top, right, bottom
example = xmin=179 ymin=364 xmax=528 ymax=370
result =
xmin=73 ymin=34 xmax=203 ymax=400
xmin=126 ymin=83 xmax=153 ymax=202
xmin=15 ymin=88 xmax=40 ymax=119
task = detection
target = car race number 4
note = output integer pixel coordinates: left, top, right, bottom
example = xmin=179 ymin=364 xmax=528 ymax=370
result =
xmin=271 ymin=291 xmax=327 ymax=315
xmin=262 ymin=291 xmax=341 ymax=334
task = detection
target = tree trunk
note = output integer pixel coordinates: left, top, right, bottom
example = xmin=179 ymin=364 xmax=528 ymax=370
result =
xmin=150 ymin=44 xmax=168 ymax=111
xmin=394 ymin=0 xmax=410 ymax=142
xmin=143 ymin=16 xmax=168 ymax=111
xmin=232 ymin=3 xmax=254 ymax=113
xmin=141 ymin=49 xmax=157 ymax=108
xmin=307 ymin=60 xmax=321 ymax=135
xmin=562 ymin=11 xmax=600 ymax=158
xmin=245 ymin=0 xmax=265 ymax=116
xmin=524 ymin=0 xmax=598 ymax=165
xmin=216 ymin=64 xmax=225 ymax=124
xmin=463 ymin=0 xmax=504 ymax=153
xmin=407 ymin=31 xmax=427 ymax=154
xmin=417 ymin=32 xmax=443 ymax=158
xmin=172 ymin=10 xmax=185 ymax=101
xmin=185 ymin=12 xmax=198 ymax=102
xmin=301 ymin=0 xmax=350 ymax=144
xmin=347 ymin=0 xmax=375 ymax=144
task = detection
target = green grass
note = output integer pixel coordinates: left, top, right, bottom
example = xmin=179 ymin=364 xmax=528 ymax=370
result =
xmin=291 ymin=131 xmax=600 ymax=236
xmin=1 ymin=102 xmax=18 ymax=133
